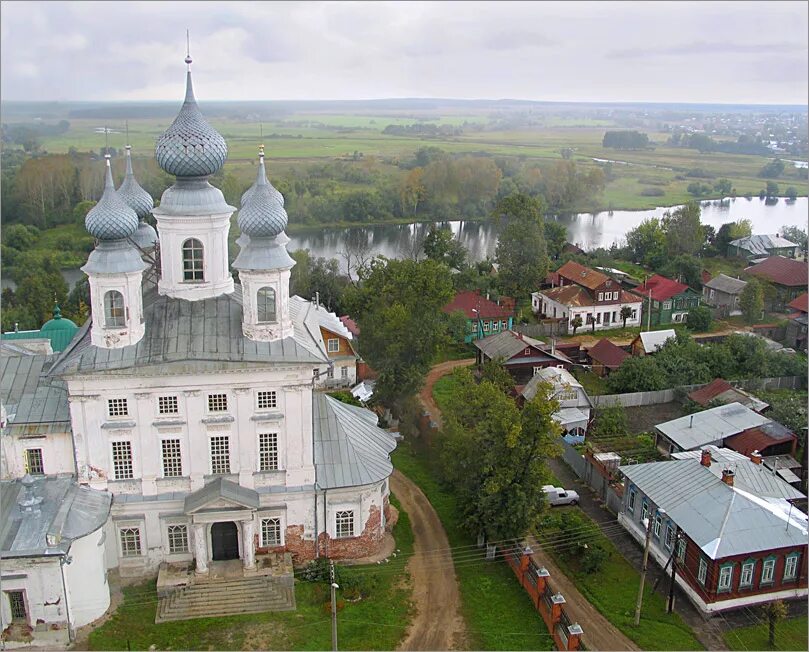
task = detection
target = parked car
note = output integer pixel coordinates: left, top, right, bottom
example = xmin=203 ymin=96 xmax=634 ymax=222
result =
xmin=542 ymin=485 xmax=580 ymax=506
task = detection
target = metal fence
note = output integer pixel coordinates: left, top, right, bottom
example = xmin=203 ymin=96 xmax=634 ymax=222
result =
xmin=561 ymin=439 xmax=587 ymax=478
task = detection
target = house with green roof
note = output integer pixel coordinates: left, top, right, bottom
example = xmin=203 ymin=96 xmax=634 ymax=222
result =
xmin=1 ymin=306 xmax=79 ymax=354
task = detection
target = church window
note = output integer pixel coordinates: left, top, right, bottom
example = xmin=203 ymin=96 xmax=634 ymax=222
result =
xmin=24 ymin=449 xmax=44 ymax=475
xmin=158 ymin=395 xmax=178 ymax=415
xmin=119 ymin=527 xmax=142 ymax=557
xmin=182 ymin=238 xmax=204 ymax=281
xmin=167 ymin=525 xmax=189 ymax=554
xmin=209 ymin=436 xmax=230 ymax=475
xmin=261 ymin=518 xmax=282 ymax=546
xmin=104 ymin=290 xmax=125 ymax=328
xmin=335 ymin=510 xmax=355 ymax=538
xmin=108 ymin=398 xmax=129 ymax=417
xmin=6 ymin=591 xmax=27 ymax=621
xmin=111 ymin=441 xmax=134 ymax=479
xmin=161 ymin=439 xmax=183 ymax=477
xmin=258 ymin=433 xmax=279 ymax=471
xmin=257 ymin=287 xmax=277 ymax=322
xmin=257 ymin=390 xmax=277 ymax=410
xmin=207 ymin=393 xmax=228 ymax=412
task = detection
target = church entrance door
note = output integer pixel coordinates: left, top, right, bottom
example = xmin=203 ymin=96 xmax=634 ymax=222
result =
xmin=211 ymin=521 xmax=240 ymax=561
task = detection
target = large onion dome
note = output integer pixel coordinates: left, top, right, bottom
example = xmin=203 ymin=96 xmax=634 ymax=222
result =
xmin=117 ymin=146 xmax=154 ymax=218
xmin=154 ymin=57 xmax=227 ymax=178
xmin=238 ymin=172 xmax=288 ymax=239
xmin=85 ymin=156 xmax=139 ymax=241
xmin=241 ymin=147 xmax=284 ymax=207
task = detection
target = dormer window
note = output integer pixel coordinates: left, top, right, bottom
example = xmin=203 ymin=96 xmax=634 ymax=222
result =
xmin=104 ymin=290 xmax=126 ymax=328
xmin=257 ymin=287 xmax=277 ymax=322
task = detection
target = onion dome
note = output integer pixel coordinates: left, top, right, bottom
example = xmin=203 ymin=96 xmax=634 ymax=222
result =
xmin=241 ymin=146 xmax=284 ymax=207
xmin=41 ymin=304 xmax=78 ymax=332
xmin=85 ymin=156 xmax=139 ymax=241
xmin=132 ymin=219 xmax=158 ymax=250
xmin=154 ymin=56 xmax=227 ymax=178
xmin=117 ymin=146 xmax=154 ymax=219
xmin=238 ymin=162 xmax=288 ymax=238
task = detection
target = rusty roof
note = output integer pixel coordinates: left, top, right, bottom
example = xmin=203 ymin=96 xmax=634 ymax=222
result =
xmin=556 ymin=260 xmax=609 ymax=290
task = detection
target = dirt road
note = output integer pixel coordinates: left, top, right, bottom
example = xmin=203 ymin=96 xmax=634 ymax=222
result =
xmin=392 ymin=470 xmax=467 ymax=650
xmin=418 ymin=358 xmax=474 ymax=428
xmin=527 ymin=535 xmax=641 ymax=651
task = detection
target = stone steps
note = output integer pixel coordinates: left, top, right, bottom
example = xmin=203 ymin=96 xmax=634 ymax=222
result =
xmin=155 ymin=575 xmax=296 ymax=623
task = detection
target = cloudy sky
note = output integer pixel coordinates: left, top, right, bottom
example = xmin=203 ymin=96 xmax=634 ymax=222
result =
xmin=2 ymin=1 xmax=806 ymax=105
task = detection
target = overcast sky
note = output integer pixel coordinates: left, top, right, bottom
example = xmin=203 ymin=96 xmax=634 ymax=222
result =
xmin=1 ymin=1 xmax=806 ymax=105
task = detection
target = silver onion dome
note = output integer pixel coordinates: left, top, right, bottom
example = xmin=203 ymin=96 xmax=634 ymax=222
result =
xmin=241 ymin=147 xmax=284 ymax=207
xmin=117 ymin=145 xmax=154 ymax=219
xmin=238 ymin=182 xmax=288 ymax=238
xmin=155 ymin=59 xmax=227 ymax=178
xmin=85 ymin=156 xmax=139 ymax=241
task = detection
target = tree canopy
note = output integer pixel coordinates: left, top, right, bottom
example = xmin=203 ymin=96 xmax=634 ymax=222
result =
xmin=493 ymin=193 xmax=549 ymax=299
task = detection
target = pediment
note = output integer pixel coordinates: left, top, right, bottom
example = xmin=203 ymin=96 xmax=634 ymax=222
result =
xmin=183 ymin=477 xmax=259 ymax=514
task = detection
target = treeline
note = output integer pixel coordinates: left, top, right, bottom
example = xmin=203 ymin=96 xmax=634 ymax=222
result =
xmin=602 ymin=130 xmax=649 ymax=150
xmin=1 ymin=120 xmax=71 ymax=152
xmin=667 ymin=132 xmax=772 ymax=156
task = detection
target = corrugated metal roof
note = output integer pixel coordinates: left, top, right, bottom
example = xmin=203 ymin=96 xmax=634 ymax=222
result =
xmin=656 ymin=402 xmax=770 ymax=450
xmin=290 ymin=296 xmax=355 ymax=362
xmin=703 ymin=273 xmax=747 ymax=295
xmin=730 ymin=234 xmax=799 ymax=257
xmin=474 ymin=330 xmax=569 ymax=366
xmin=638 ymin=329 xmax=676 ymax=353
xmin=620 ymin=460 xmax=807 ymax=559
xmin=0 ymin=476 xmax=111 ymax=557
xmin=313 ymin=394 xmax=397 ymax=489
xmin=0 ymin=355 xmax=69 ymax=426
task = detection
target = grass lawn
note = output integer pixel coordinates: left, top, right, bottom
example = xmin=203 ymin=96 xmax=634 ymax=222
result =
xmin=723 ymin=615 xmax=808 ymax=651
xmin=391 ymin=440 xmax=554 ymax=651
xmin=88 ymin=494 xmax=415 ymax=651
xmin=433 ymin=342 xmax=476 ymax=364
xmin=571 ymin=368 xmax=609 ymax=396
xmin=431 ymin=373 xmax=463 ymax=415
xmin=537 ymin=514 xmax=703 ymax=651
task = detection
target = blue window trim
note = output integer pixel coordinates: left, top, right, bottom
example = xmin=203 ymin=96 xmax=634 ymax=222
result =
xmin=717 ymin=561 xmax=735 ymax=594
xmin=783 ymin=552 xmax=801 ymax=582
xmin=664 ymin=522 xmax=674 ymax=550
xmin=653 ymin=512 xmax=662 ymax=540
xmin=641 ymin=498 xmax=649 ymax=523
xmin=628 ymin=486 xmax=636 ymax=513
xmin=739 ymin=558 xmax=756 ymax=589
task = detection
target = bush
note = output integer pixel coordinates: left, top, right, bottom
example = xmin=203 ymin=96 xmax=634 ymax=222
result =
xmin=298 ymin=557 xmax=336 ymax=582
xmin=581 ymin=543 xmax=609 ymax=573
xmin=686 ymin=305 xmax=712 ymax=332
xmin=640 ymin=187 xmax=665 ymax=196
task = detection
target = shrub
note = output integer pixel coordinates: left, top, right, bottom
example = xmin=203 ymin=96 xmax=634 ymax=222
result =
xmin=581 ymin=543 xmax=609 ymax=573
xmin=686 ymin=305 xmax=712 ymax=332
xmin=640 ymin=187 xmax=665 ymax=197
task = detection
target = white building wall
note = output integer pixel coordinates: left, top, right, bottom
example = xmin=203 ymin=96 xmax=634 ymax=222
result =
xmin=0 ymin=557 xmax=69 ymax=642
xmin=533 ymin=291 xmax=643 ymax=332
xmin=87 ymin=268 xmax=146 ymax=349
xmin=63 ymin=527 xmax=110 ymax=627
xmin=1 ymin=431 xmax=75 ymax=480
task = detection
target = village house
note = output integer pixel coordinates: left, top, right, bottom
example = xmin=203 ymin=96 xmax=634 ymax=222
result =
xmin=531 ymin=261 xmax=642 ymax=333
xmin=618 ymin=448 xmax=807 ymax=614
xmin=442 ymin=290 xmax=515 ymax=343
xmin=687 ymin=378 xmax=769 ymax=413
xmin=744 ymin=256 xmax=808 ymax=311
xmin=727 ymin=234 xmax=799 ymax=261
xmin=629 ymin=329 xmax=677 ymax=356
xmin=518 ymin=367 xmax=593 ymax=443
xmin=785 ymin=292 xmax=808 ymax=351
xmin=473 ymin=330 xmax=572 ymax=384
xmin=702 ymin=274 xmax=747 ymax=318
xmin=654 ymin=402 xmax=798 ymax=459
xmin=585 ymin=338 xmax=630 ymax=377
xmin=632 ymin=274 xmax=701 ymax=326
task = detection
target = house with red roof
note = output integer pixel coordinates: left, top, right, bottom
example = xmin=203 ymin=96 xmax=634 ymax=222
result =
xmin=785 ymin=292 xmax=808 ymax=351
xmin=443 ymin=290 xmax=515 ymax=343
xmin=687 ymin=378 xmax=769 ymax=413
xmin=631 ymin=274 xmax=701 ymax=326
xmin=586 ymin=338 xmax=630 ymax=377
xmin=744 ymin=256 xmax=808 ymax=311
xmin=531 ymin=261 xmax=643 ymax=333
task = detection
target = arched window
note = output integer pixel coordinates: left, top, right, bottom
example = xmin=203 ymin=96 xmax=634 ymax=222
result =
xmin=257 ymin=287 xmax=277 ymax=322
xmin=182 ymin=238 xmax=204 ymax=281
xmin=104 ymin=290 xmax=125 ymax=328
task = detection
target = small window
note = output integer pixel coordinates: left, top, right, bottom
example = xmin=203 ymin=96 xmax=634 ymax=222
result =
xmin=210 ymin=436 xmax=231 ymax=475
xmin=761 ymin=558 xmax=776 ymax=584
xmin=641 ymin=500 xmax=649 ymax=523
xmin=664 ymin=524 xmax=674 ymax=549
xmin=108 ymin=398 xmax=129 ymax=418
xmin=261 ymin=517 xmax=282 ymax=546
xmin=533 ymin=366 xmax=543 ymax=376
xmin=167 ymin=524 xmax=189 ymax=554
xmin=698 ymin=557 xmax=707 ymax=585
xmin=653 ymin=513 xmax=662 ymax=538
xmin=327 ymin=366 xmax=334 ymax=379
xmin=111 ymin=441 xmax=134 ymax=480
xmin=341 ymin=366 xmax=348 ymax=379
xmin=663 ymin=300 xmax=672 ymax=310
xmin=207 ymin=393 xmax=228 ymax=413
xmin=257 ymin=286 xmax=277 ymax=322
xmin=500 ymin=320 xmax=507 ymax=329
xmin=104 ymin=290 xmax=126 ymax=328
xmin=182 ymin=238 xmax=204 ymax=281
xmin=740 ymin=561 xmax=755 ymax=587
xmin=598 ymin=292 xmax=604 ymax=301
xmin=628 ymin=488 xmax=636 ymax=512
xmin=24 ymin=449 xmax=44 ymax=475
xmin=257 ymin=390 xmax=277 ymax=410
xmin=158 ymin=395 xmax=178 ymax=415
xmin=161 ymin=439 xmax=183 ymax=477
xmin=119 ymin=527 xmax=142 ymax=557
xmin=7 ymin=590 xmax=27 ymax=621
xmin=784 ymin=554 xmax=799 ymax=581
xmin=483 ymin=321 xmax=489 ymax=332
xmin=676 ymin=537 xmax=686 ymax=563
xmin=258 ymin=433 xmax=279 ymax=471
xmin=524 ymin=348 xmax=531 ymax=355
xmin=327 ymin=338 xmax=340 ymax=353
xmin=335 ymin=510 xmax=355 ymax=539
xmin=718 ymin=565 xmax=733 ymax=592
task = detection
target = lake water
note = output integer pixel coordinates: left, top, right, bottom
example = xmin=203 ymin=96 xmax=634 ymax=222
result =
xmin=5 ymin=196 xmax=806 ymax=290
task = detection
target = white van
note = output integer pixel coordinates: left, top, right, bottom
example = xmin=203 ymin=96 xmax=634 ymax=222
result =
xmin=542 ymin=485 xmax=580 ymax=506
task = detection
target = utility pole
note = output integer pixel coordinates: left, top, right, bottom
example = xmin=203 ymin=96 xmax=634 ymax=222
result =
xmin=634 ymin=508 xmax=663 ymax=626
xmin=330 ymin=560 xmax=339 ymax=652
xmin=668 ymin=534 xmax=680 ymax=613
xmin=647 ymin=287 xmax=652 ymax=331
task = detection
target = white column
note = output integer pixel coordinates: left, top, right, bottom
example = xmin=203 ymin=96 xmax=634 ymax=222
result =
xmin=193 ymin=523 xmax=208 ymax=575
xmin=241 ymin=519 xmax=256 ymax=570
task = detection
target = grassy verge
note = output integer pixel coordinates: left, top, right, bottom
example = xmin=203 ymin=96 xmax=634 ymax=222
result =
xmin=88 ymin=494 xmax=415 ymax=651
xmin=391 ymin=440 xmax=554 ymax=651
xmin=537 ymin=511 xmax=702 ymax=651
xmin=431 ymin=373 xmax=463 ymax=415
xmin=723 ymin=615 xmax=808 ymax=651
xmin=432 ymin=343 xmax=475 ymax=364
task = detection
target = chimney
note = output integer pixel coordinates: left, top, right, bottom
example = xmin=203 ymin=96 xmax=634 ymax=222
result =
xmin=700 ymin=449 xmax=711 ymax=467
xmin=689 ymin=415 xmax=694 ymax=428
xmin=721 ymin=468 xmax=735 ymax=486
xmin=750 ymin=450 xmax=762 ymax=465
xmin=315 ymin=291 xmax=320 ymax=310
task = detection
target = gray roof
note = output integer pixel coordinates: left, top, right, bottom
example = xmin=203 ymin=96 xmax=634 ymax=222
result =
xmin=131 ymin=219 xmax=159 ymax=251
xmin=238 ymin=178 xmax=288 ymax=238
xmin=638 ymin=329 xmax=676 ymax=353
xmin=474 ymin=330 xmax=569 ymax=365
xmin=233 ymin=234 xmax=295 ymax=272
xmin=0 ymin=355 xmax=69 ymax=429
xmin=0 ymin=475 xmax=111 ymax=557
xmin=85 ymin=158 xmax=139 ymax=241
xmin=620 ymin=459 xmax=807 ymax=559
xmin=671 ymin=446 xmax=805 ymax=500
xmin=289 ymin=296 xmax=355 ymax=360
xmin=153 ymin=177 xmax=234 ymax=217
xmin=241 ymin=152 xmax=285 ymax=208
xmin=81 ymin=238 xmax=149 ymax=275
xmin=656 ymin=402 xmax=771 ymax=450
xmin=521 ymin=367 xmax=591 ymax=408
xmin=313 ymin=394 xmax=397 ymax=489
xmin=703 ymin=273 xmax=747 ymax=295
xmin=184 ymin=477 xmax=260 ymax=513
xmin=729 ymin=234 xmax=798 ymax=256
xmin=117 ymin=146 xmax=154 ymax=219
xmin=50 ymin=286 xmax=325 ymax=376
xmin=155 ymin=68 xmax=228 ymax=178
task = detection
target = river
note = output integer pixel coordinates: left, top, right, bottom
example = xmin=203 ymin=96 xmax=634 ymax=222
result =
xmin=4 ymin=196 xmax=806 ymax=290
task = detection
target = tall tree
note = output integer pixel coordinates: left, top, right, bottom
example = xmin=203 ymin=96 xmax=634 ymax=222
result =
xmin=423 ymin=225 xmax=467 ymax=269
xmin=544 ymin=220 xmax=568 ymax=260
xmin=493 ymin=193 xmax=549 ymax=299
xmin=625 ymin=218 xmax=667 ymax=268
xmin=739 ymin=277 xmax=764 ymax=324
xmin=662 ymin=202 xmax=703 ymax=257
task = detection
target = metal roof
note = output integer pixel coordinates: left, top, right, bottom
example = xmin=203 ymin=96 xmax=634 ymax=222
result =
xmin=703 ymin=273 xmax=747 ymax=295
xmin=521 ymin=367 xmax=591 ymax=409
xmin=637 ymin=329 xmax=676 ymax=353
xmin=620 ymin=460 xmax=807 ymax=559
xmin=474 ymin=330 xmax=569 ymax=366
xmin=0 ymin=476 xmax=111 ymax=558
xmin=241 ymin=151 xmax=285 ymax=208
xmin=552 ymin=407 xmax=589 ymax=427
xmin=687 ymin=378 xmax=769 ymax=413
xmin=656 ymin=402 xmax=771 ymax=451
xmin=729 ymin=234 xmax=798 ymax=257
xmin=671 ymin=446 xmax=805 ymax=500
xmin=313 ymin=394 xmax=397 ymax=489
xmin=0 ymin=355 xmax=69 ymax=427
xmin=51 ymin=286 xmax=325 ymax=376
xmin=117 ymin=145 xmax=154 ymax=220
xmin=85 ymin=158 xmax=139 ymax=241
xmin=290 ymin=296 xmax=355 ymax=361
xmin=184 ymin=477 xmax=260 ymax=513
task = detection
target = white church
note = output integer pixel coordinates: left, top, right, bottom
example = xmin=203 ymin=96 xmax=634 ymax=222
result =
xmin=0 ymin=52 xmax=397 ymax=642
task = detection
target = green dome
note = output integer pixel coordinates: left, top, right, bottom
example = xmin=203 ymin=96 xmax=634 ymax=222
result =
xmin=41 ymin=305 xmax=77 ymax=332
